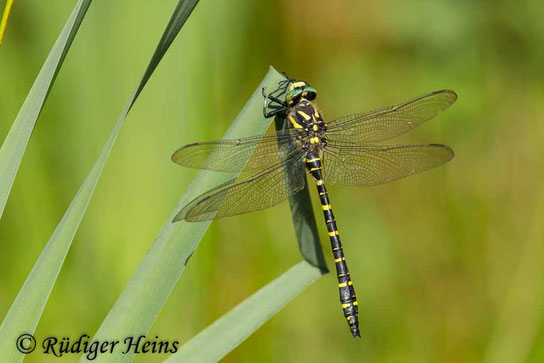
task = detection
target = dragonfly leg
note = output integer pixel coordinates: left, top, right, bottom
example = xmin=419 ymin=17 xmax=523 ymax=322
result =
xmin=262 ymin=87 xmax=288 ymax=118
xmin=267 ymin=94 xmax=287 ymax=106
xmin=264 ymin=107 xmax=288 ymax=119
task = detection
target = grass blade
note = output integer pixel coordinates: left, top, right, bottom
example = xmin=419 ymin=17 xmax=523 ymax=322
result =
xmin=168 ymin=261 xmax=326 ymax=362
xmin=0 ymin=0 xmax=91 ymax=219
xmin=0 ymin=0 xmax=14 ymax=46
xmin=0 ymin=1 xmax=199 ymax=361
xmin=0 ymin=0 xmax=93 ymax=359
xmin=131 ymin=0 xmax=200 ymax=107
xmin=84 ymin=67 xmax=286 ymax=362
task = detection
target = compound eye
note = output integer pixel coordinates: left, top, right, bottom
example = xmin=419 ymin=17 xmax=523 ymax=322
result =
xmin=286 ymin=89 xmax=303 ymax=105
xmin=303 ymin=86 xmax=317 ymax=100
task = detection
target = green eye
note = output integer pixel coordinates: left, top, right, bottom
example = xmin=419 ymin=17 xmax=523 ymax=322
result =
xmin=285 ymin=85 xmax=317 ymax=105
xmin=303 ymin=86 xmax=317 ymax=100
xmin=286 ymin=89 xmax=303 ymax=104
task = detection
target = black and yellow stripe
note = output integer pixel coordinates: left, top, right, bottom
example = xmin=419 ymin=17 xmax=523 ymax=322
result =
xmin=306 ymin=153 xmax=361 ymax=338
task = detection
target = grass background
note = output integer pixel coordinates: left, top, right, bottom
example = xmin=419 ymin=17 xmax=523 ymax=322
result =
xmin=1 ymin=0 xmax=544 ymax=362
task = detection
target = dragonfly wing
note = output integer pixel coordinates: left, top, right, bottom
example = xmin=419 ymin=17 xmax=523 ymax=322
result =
xmin=323 ymin=144 xmax=454 ymax=186
xmin=174 ymin=151 xmax=306 ymax=222
xmin=171 ymin=128 xmax=299 ymax=172
xmin=326 ymin=90 xmax=457 ymax=144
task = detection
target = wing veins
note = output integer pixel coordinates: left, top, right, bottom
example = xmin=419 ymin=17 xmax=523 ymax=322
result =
xmin=325 ymin=90 xmax=457 ymax=144
xmin=323 ymin=143 xmax=454 ymax=186
xmin=178 ymin=149 xmax=306 ymax=221
xmin=171 ymin=128 xmax=299 ymax=172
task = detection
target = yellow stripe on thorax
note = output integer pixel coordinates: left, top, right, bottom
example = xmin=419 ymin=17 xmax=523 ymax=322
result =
xmin=297 ymin=110 xmax=311 ymax=121
xmin=288 ymin=115 xmax=303 ymax=129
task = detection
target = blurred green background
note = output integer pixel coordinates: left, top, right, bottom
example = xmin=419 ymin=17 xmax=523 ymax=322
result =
xmin=1 ymin=0 xmax=544 ymax=362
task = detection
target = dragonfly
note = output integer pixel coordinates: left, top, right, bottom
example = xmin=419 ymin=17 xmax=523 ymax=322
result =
xmin=171 ymin=77 xmax=457 ymax=338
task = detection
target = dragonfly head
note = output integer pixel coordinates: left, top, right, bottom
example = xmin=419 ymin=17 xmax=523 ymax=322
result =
xmin=285 ymin=80 xmax=317 ymax=106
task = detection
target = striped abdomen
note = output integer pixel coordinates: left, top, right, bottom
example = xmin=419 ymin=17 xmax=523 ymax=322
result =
xmin=306 ymin=153 xmax=361 ymax=338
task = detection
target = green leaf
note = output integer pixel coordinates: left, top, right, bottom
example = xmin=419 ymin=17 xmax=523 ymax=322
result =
xmin=0 ymin=0 xmax=15 ymax=47
xmin=84 ymin=67 xmax=286 ymax=362
xmin=131 ymin=0 xmax=200 ymax=107
xmin=0 ymin=0 xmax=92 ymax=219
xmin=168 ymin=261 xmax=326 ymax=362
xmin=0 ymin=1 xmax=199 ymax=361
xmin=0 ymin=0 xmax=94 ymax=360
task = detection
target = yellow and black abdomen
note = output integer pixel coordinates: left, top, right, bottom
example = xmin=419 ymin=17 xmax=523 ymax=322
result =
xmin=306 ymin=154 xmax=361 ymax=338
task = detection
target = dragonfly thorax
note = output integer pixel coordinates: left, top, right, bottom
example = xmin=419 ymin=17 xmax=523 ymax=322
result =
xmin=288 ymin=99 xmax=328 ymax=152
xmin=287 ymin=99 xmax=325 ymax=129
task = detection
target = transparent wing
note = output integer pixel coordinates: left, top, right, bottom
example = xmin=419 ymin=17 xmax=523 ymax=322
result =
xmin=323 ymin=144 xmax=454 ymax=186
xmin=326 ymin=90 xmax=457 ymax=144
xmin=171 ymin=128 xmax=299 ymax=172
xmin=174 ymin=151 xmax=306 ymax=222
